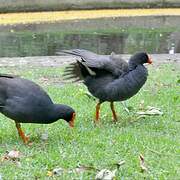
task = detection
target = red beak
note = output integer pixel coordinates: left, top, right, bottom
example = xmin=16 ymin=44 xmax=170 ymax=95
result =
xmin=69 ymin=112 xmax=75 ymax=128
xmin=148 ymin=57 xmax=153 ymax=64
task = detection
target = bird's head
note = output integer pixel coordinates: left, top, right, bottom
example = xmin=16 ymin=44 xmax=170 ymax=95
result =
xmin=130 ymin=52 xmax=152 ymax=66
xmin=54 ymin=104 xmax=76 ymax=128
xmin=65 ymin=110 xmax=76 ymax=128
xmin=63 ymin=106 xmax=76 ymax=128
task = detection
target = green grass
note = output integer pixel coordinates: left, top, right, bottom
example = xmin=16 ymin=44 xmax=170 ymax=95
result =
xmin=0 ymin=63 xmax=179 ymax=179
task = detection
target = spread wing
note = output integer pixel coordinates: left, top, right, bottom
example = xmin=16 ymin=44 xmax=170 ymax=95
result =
xmin=59 ymin=49 xmax=128 ymax=81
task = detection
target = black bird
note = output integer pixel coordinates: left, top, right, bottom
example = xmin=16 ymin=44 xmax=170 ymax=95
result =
xmin=61 ymin=49 xmax=152 ymax=122
xmin=0 ymin=74 xmax=75 ymax=143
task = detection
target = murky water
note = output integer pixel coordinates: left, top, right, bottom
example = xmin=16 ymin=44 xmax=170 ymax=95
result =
xmin=0 ymin=16 xmax=180 ymax=57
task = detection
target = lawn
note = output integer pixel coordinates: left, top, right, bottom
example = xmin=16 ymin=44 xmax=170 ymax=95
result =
xmin=0 ymin=63 xmax=179 ymax=179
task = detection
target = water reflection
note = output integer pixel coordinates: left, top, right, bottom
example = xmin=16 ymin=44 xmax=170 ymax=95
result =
xmin=0 ymin=28 xmax=179 ymax=57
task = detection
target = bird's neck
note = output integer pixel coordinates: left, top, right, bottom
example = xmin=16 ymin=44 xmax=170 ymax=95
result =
xmin=128 ymin=60 xmax=138 ymax=70
xmin=52 ymin=104 xmax=70 ymax=121
xmin=42 ymin=104 xmax=66 ymax=124
xmin=129 ymin=65 xmax=148 ymax=83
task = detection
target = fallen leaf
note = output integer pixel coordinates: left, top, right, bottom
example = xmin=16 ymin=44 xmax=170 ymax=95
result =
xmin=6 ymin=150 xmax=21 ymax=160
xmin=47 ymin=168 xmax=64 ymax=177
xmin=52 ymin=168 xmax=64 ymax=176
xmin=1 ymin=150 xmax=22 ymax=167
xmin=47 ymin=171 xmax=53 ymax=177
xmin=95 ymin=169 xmax=116 ymax=180
xmin=139 ymin=154 xmax=148 ymax=172
xmin=68 ymin=165 xmax=97 ymax=174
xmin=73 ymin=165 xmax=96 ymax=173
xmin=115 ymin=160 xmax=125 ymax=168
xmin=137 ymin=106 xmax=163 ymax=116
xmin=47 ymin=165 xmax=97 ymax=177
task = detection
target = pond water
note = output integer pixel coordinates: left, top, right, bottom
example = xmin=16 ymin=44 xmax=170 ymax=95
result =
xmin=0 ymin=16 xmax=180 ymax=57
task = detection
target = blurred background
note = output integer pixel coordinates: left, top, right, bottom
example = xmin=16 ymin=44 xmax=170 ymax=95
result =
xmin=0 ymin=0 xmax=180 ymax=57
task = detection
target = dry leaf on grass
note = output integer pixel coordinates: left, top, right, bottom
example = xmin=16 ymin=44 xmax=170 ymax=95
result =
xmin=2 ymin=150 xmax=22 ymax=161
xmin=1 ymin=150 xmax=22 ymax=167
xmin=137 ymin=106 xmax=163 ymax=116
xmin=47 ymin=171 xmax=53 ymax=177
xmin=47 ymin=165 xmax=97 ymax=177
xmin=72 ymin=165 xmax=97 ymax=173
xmin=139 ymin=154 xmax=148 ymax=172
xmin=95 ymin=169 xmax=116 ymax=180
xmin=47 ymin=167 xmax=64 ymax=177
xmin=7 ymin=150 xmax=21 ymax=159
xmin=114 ymin=160 xmax=125 ymax=168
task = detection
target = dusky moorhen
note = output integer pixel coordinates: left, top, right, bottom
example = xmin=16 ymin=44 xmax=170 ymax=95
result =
xmin=61 ymin=49 xmax=152 ymax=122
xmin=0 ymin=74 xmax=75 ymax=143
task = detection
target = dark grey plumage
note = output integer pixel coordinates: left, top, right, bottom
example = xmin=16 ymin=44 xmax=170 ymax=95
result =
xmin=61 ymin=49 xmax=152 ymax=122
xmin=0 ymin=75 xmax=75 ymax=143
xmin=61 ymin=49 xmax=129 ymax=81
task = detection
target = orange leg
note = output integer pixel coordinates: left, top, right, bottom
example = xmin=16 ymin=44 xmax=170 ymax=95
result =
xmin=15 ymin=122 xmax=29 ymax=144
xmin=95 ymin=102 xmax=101 ymax=123
xmin=110 ymin=102 xmax=118 ymax=122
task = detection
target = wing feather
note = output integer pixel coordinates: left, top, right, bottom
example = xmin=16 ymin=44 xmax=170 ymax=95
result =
xmin=59 ymin=49 xmax=129 ymax=81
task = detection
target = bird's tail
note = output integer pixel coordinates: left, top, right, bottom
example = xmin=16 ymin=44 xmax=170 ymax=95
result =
xmin=63 ymin=58 xmax=95 ymax=82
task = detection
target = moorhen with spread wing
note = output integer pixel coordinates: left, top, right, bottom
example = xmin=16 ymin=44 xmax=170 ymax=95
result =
xmin=61 ymin=49 xmax=152 ymax=122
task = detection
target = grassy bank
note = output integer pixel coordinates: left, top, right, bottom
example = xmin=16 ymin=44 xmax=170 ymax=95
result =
xmin=0 ymin=63 xmax=179 ymax=179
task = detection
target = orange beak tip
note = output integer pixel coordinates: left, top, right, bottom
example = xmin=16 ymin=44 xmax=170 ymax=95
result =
xmin=69 ymin=112 xmax=76 ymax=128
xmin=69 ymin=123 xmax=74 ymax=128
xmin=148 ymin=58 xmax=153 ymax=64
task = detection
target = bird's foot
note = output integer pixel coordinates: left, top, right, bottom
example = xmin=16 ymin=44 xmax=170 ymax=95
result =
xmin=15 ymin=122 xmax=30 ymax=145
xmin=93 ymin=119 xmax=102 ymax=128
xmin=18 ymin=131 xmax=30 ymax=144
xmin=22 ymin=135 xmax=29 ymax=144
xmin=112 ymin=118 xmax=118 ymax=123
xmin=94 ymin=119 xmax=100 ymax=124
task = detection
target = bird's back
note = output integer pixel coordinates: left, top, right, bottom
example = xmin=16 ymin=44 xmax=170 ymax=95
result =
xmin=0 ymin=76 xmax=54 ymax=123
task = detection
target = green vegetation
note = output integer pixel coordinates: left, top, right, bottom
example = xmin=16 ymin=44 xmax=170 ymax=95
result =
xmin=0 ymin=27 xmax=179 ymax=57
xmin=0 ymin=63 xmax=179 ymax=179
